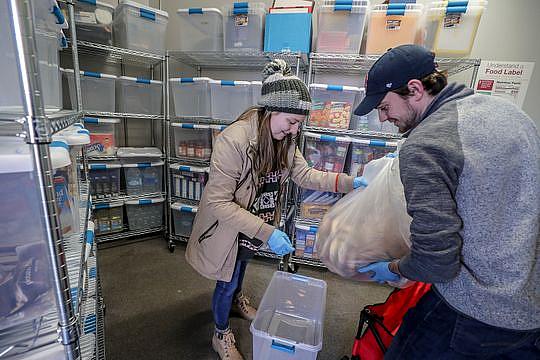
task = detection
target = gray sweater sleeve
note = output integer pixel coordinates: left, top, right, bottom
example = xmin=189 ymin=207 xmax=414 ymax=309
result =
xmin=398 ymin=128 xmax=464 ymax=283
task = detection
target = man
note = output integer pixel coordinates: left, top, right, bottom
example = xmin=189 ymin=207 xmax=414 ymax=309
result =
xmin=355 ymin=44 xmax=540 ymax=358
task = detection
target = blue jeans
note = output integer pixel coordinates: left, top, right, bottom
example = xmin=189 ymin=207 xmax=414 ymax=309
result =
xmin=212 ymin=259 xmax=248 ymax=331
xmin=385 ymin=288 xmax=540 ymax=359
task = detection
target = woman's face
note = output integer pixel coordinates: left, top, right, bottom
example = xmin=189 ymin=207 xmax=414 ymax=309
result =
xmin=270 ymin=112 xmax=306 ymax=140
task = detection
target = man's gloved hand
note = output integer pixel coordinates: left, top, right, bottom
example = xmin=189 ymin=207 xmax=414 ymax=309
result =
xmin=357 ymin=261 xmax=400 ymax=284
xmin=353 ymin=176 xmax=368 ymax=189
xmin=267 ymin=229 xmax=295 ymax=256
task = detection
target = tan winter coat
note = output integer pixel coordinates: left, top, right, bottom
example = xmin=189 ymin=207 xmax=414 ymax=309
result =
xmin=185 ymin=112 xmax=354 ymax=282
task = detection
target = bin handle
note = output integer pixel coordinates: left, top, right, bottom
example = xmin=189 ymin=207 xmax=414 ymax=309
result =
xmin=271 ymin=340 xmax=295 ymax=354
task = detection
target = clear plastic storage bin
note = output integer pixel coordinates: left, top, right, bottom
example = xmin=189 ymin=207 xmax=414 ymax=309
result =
xmin=170 ymin=77 xmax=212 ymax=118
xmin=171 ymin=203 xmax=198 ymax=238
xmin=365 ymin=3 xmax=425 ymax=54
xmin=175 ymin=8 xmax=223 ymax=51
xmin=251 ymin=81 xmax=263 ymax=106
xmin=364 ymin=110 xmax=399 ymax=134
xmin=93 ymin=201 xmax=124 ymax=235
xmin=294 ymin=224 xmax=319 ymax=260
xmin=424 ymin=0 xmax=487 ymax=57
xmin=64 ymin=69 xmax=117 ymax=112
xmin=88 ymin=163 xmax=121 ymax=198
xmin=172 ymin=124 xmax=214 ymax=160
xmin=0 ymin=137 xmax=55 ymax=330
xmin=122 ymin=161 xmax=164 ymax=195
xmin=251 ymin=272 xmax=327 ymax=360
xmin=224 ymin=3 xmax=266 ymax=51
xmin=303 ymin=132 xmax=350 ymax=172
xmin=315 ymin=2 xmax=369 ymax=54
xmin=50 ymin=141 xmax=76 ymax=237
xmin=72 ymin=0 xmax=114 ymax=45
xmin=308 ymin=84 xmax=362 ymax=129
xmin=125 ymin=198 xmax=164 ymax=230
xmin=210 ymin=80 xmax=252 ymax=122
xmin=0 ymin=0 xmax=23 ymax=114
xmin=116 ymin=147 xmax=163 ymax=160
xmin=114 ymin=1 xmax=168 ymax=54
xmin=36 ymin=31 xmax=62 ymax=113
xmin=348 ymin=138 xmax=397 ymax=177
xmin=170 ymin=163 xmax=209 ymax=200
xmin=84 ymin=117 xmax=121 ymax=156
xmin=116 ymin=76 xmax=163 ymax=115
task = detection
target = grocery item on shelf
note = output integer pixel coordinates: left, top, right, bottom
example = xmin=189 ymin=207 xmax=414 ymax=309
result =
xmin=348 ymin=138 xmax=397 ymax=177
xmin=70 ymin=0 xmax=114 ymax=45
xmin=224 ymin=2 xmax=266 ymax=51
xmin=63 ymin=69 xmax=117 ymax=112
xmin=175 ymin=8 xmax=223 ymax=51
xmin=125 ymin=197 xmax=164 ymax=230
xmin=308 ymin=84 xmax=362 ymax=129
xmin=294 ymin=223 xmax=319 ymax=259
xmin=172 ymin=124 xmax=213 ymax=160
xmin=170 ymin=164 xmax=208 ymax=201
xmin=84 ymin=117 xmax=121 ymax=156
xmin=93 ymin=201 xmax=124 ymax=235
xmin=113 ymin=0 xmax=168 ymax=54
xmin=300 ymin=190 xmax=341 ymax=220
xmin=365 ymin=3 xmax=425 ymax=54
xmin=209 ymin=80 xmax=252 ymax=122
xmin=88 ymin=163 xmax=121 ymax=198
xmin=171 ymin=203 xmax=198 ymax=238
xmin=116 ymin=76 xmax=163 ymax=115
xmin=170 ymin=77 xmax=212 ymax=118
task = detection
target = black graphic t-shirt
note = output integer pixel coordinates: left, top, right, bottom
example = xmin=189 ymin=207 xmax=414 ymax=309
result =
xmin=237 ymin=170 xmax=281 ymax=260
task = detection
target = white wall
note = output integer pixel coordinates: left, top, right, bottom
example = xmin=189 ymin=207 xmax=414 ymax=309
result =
xmin=159 ymin=0 xmax=540 ymax=125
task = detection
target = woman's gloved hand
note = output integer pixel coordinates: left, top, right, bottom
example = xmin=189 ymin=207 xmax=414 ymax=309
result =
xmin=357 ymin=261 xmax=400 ymax=284
xmin=267 ymin=229 xmax=294 ymax=256
xmin=353 ymin=176 xmax=369 ymax=189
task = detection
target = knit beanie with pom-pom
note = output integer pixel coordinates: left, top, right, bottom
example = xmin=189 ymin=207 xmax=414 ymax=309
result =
xmin=258 ymin=59 xmax=311 ymax=115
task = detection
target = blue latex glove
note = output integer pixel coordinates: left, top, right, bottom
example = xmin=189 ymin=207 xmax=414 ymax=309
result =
xmin=386 ymin=153 xmax=397 ymax=158
xmin=353 ymin=176 xmax=368 ymax=189
xmin=267 ymin=229 xmax=294 ymax=256
xmin=357 ymin=261 xmax=400 ymax=284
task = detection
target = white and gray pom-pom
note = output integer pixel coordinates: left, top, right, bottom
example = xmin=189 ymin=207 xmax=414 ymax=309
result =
xmin=262 ymin=59 xmax=292 ymax=81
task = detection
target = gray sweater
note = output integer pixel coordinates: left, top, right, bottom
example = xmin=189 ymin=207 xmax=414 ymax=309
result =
xmin=398 ymin=83 xmax=540 ymax=330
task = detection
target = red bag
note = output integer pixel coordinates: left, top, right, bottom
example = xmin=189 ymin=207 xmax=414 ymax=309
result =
xmin=351 ymin=282 xmax=432 ymax=360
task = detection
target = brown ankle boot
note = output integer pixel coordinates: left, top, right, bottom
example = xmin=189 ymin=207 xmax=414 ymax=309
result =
xmin=212 ymin=328 xmax=244 ymax=360
xmin=232 ymin=292 xmax=257 ymax=321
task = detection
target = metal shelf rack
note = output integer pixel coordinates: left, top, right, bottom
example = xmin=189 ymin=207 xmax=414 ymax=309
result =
xmin=92 ymin=192 xmax=166 ymax=205
xmin=96 ymin=227 xmax=165 ymax=244
xmin=67 ymin=40 xmax=165 ymax=66
xmin=84 ymin=111 xmax=165 ymax=121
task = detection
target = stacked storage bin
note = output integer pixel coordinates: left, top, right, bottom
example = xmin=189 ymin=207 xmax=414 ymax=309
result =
xmin=300 ymin=132 xmax=350 ymax=220
xmin=365 ymin=3 xmax=425 ymax=54
xmin=88 ymin=163 xmax=121 ymax=198
xmin=170 ymin=163 xmax=209 ymax=201
xmin=171 ymin=203 xmax=198 ymax=238
xmin=116 ymin=76 xmax=163 ymax=114
xmin=223 ymin=2 xmax=266 ymax=52
xmin=125 ymin=198 xmax=164 ymax=230
xmin=251 ymin=272 xmax=327 ymax=360
xmin=36 ymin=32 xmax=63 ymax=113
xmin=113 ymin=1 xmax=169 ymax=54
xmin=424 ymin=0 xmax=488 ymax=57
xmin=172 ymin=124 xmax=214 ymax=160
xmin=348 ymin=138 xmax=397 ymax=177
xmin=117 ymin=147 xmax=164 ymax=196
xmin=70 ymin=0 xmax=114 ymax=45
xmin=50 ymin=140 xmax=76 ymax=237
xmin=315 ymin=0 xmax=370 ymax=54
xmin=251 ymin=81 xmax=263 ymax=106
xmin=93 ymin=201 xmax=124 ymax=235
xmin=294 ymin=224 xmax=319 ymax=260
xmin=210 ymin=80 xmax=252 ymax=122
xmin=175 ymin=8 xmax=224 ymax=51
xmin=84 ymin=117 xmax=121 ymax=156
xmin=170 ymin=77 xmax=212 ymax=118
xmin=307 ymin=84 xmax=362 ymax=129
xmin=63 ymin=69 xmax=117 ymax=112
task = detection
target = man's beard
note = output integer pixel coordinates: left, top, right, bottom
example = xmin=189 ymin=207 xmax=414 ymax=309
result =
xmin=397 ymin=102 xmax=422 ymax=133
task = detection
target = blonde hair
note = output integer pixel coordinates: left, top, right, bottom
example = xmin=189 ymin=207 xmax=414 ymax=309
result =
xmin=235 ymin=106 xmax=293 ymax=177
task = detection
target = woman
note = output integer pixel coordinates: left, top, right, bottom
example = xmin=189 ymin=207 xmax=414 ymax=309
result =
xmin=186 ymin=60 xmax=367 ymax=360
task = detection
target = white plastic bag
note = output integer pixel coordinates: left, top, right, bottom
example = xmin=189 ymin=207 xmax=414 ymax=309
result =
xmin=316 ymin=146 xmax=412 ymax=284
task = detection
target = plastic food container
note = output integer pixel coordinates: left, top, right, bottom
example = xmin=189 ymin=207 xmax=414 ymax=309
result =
xmin=169 ymin=163 xmax=209 ymax=200
xmin=36 ymin=31 xmax=62 ymax=113
xmin=114 ymin=1 xmax=168 ymax=54
xmin=210 ymin=80 xmax=252 ymax=122
xmin=294 ymin=223 xmax=319 ymax=260
xmin=64 ymin=69 xmax=117 ymax=112
xmin=171 ymin=202 xmax=198 ymax=238
xmin=303 ymin=132 xmax=351 ymax=172
xmin=50 ymin=141 xmax=76 ymax=237
xmin=172 ymin=123 xmax=214 ymax=160
xmin=84 ymin=117 xmax=121 ymax=156
xmin=125 ymin=197 xmax=164 ymax=230
xmin=170 ymin=77 xmax=212 ymax=118
xmin=122 ymin=161 xmax=164 ymax=195
xmin=424 ymin=0 xmax=487 ymax=57
xmin=224 ymin=3 xmax=266 ymax=51
xmin=88 ymin=163 xmax=121 ymax=198
xmin=315 ymin=1 xmax=369 ymax=54
xmin=251 ymin=81 xmax=263 ymax=106
xmin=348 ymin=138 xmax=397 ymax=177
xmin=93 ymin=201 xmax=124 ymax=235
xmin=365 ymin=3 xmax=425 ymax=54
xmin=0 ymin=137 xmax=56 ymax=331
xmin=116 ymin=76 xmax=162 ymax=115
xmin=175 ymin=8 xmax=223 ymax=51
xmin=308 ymin=84 xmax=362 ymax=129
xmin=251 ymin=272 xmax=327 ymax=360
xmin=72 ymin=0 xmax=114 ymax=45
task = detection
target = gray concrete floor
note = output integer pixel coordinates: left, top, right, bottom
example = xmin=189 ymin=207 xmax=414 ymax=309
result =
xmin=99 ymin=237 xmax=391 ymax=360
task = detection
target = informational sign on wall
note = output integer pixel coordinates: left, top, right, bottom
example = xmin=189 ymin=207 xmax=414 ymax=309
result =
xmin=473 ymin=60 xmax=535 ymax=108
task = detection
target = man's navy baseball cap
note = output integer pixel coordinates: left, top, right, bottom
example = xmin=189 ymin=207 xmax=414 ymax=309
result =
xmin=354 ymin=45 xmax=437 ymax=116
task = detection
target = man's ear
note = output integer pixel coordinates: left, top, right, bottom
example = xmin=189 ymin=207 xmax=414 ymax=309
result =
xmin=407 ymin=79 xmax=425 ymax=102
